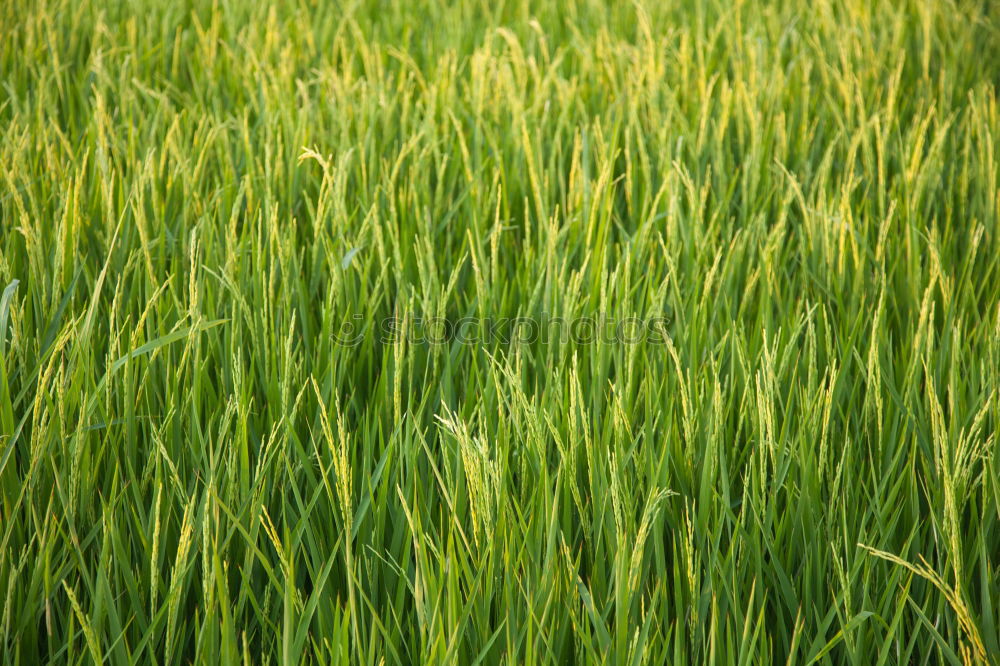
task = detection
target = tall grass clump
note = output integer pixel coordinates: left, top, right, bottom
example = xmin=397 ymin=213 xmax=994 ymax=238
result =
xmin=2 ymin=0 xmax=1000 ymax=663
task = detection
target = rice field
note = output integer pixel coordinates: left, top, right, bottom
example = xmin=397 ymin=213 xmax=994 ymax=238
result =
xmin=2 ymin=0 xmax=1000 ymax=663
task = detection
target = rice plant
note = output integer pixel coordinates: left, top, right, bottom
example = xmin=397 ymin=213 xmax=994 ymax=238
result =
xmin=1 ymin=0 xmax=999 ymax=663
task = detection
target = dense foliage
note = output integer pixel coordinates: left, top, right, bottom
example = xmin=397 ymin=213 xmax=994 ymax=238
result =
xmin=2 ymin=0 xmax=999 ymax=663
